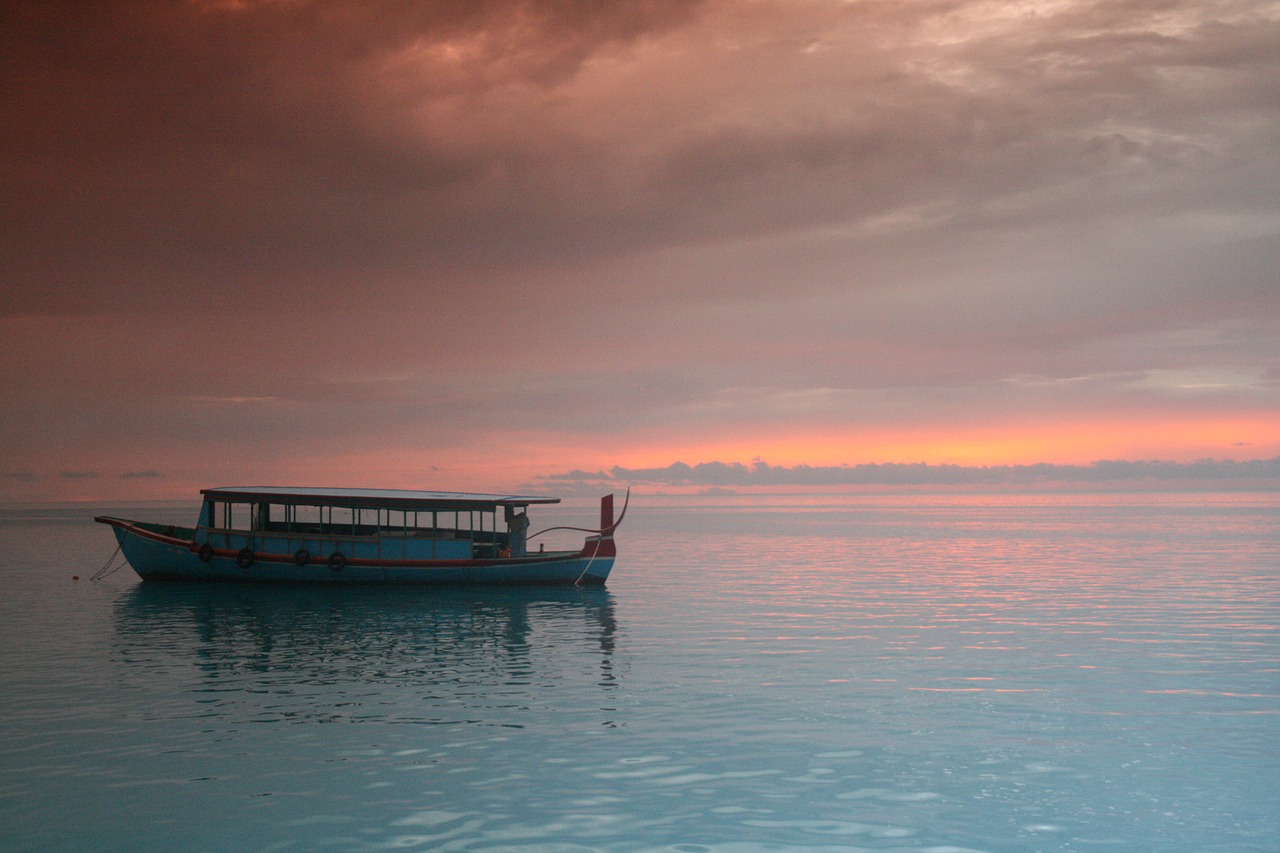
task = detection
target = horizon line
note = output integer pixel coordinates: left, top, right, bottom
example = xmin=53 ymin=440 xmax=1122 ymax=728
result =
xmin=533 ymin=456 xmax=1280 ymax=489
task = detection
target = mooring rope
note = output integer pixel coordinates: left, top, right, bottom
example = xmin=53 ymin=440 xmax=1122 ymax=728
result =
xmin=574 ymin=547 xmax=600 ymax=586
xmin=91 ymin=528 xmax=130 ymax=581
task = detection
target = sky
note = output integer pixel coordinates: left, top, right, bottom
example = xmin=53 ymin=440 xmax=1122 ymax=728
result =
xmin=3 ymin=0 xmax=1279 ymax=501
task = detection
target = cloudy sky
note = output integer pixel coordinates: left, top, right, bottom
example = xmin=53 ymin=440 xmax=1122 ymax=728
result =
xmin=3 ymin=0 xmax=1278 ymax=500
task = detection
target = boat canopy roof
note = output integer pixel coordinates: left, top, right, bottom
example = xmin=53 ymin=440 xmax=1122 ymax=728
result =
xmin=200 ymin=486 xmax=560 ymax=512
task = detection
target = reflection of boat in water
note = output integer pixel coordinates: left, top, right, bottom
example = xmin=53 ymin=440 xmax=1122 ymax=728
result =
xmin=112 ymin=584 xmax=621 ymax=724
xmin=96 ymin=487 xmax=627 ymax=586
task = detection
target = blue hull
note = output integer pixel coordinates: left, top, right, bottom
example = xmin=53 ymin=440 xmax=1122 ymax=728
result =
xmin=106 ymin=523 xmax=613 ymax=586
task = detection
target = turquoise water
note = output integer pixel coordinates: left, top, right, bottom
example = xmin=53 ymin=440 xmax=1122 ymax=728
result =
xmin=1 ymin=493 xmax=1277 ymax=851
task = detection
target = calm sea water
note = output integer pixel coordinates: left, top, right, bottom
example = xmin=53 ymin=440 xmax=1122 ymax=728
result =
xmin=1 ymin=493 xmax=1276 ymax=852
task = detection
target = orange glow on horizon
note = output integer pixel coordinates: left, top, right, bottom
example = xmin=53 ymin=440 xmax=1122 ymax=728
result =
xmin=603 ymin=414 xmax=1280 ymax=472
xmin=8 ymin=414 xmax=1278 ymax=505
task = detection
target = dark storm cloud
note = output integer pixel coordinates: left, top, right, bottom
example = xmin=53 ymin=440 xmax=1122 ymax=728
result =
xmin=5 ymin=0 xmax=1276 ymax=315
xmin=1 ymin=0 xmax=705 ymax=312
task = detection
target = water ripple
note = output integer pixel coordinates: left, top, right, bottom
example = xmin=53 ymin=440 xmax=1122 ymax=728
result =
xmin=1 ymin=495 xmax=1277 ymax=851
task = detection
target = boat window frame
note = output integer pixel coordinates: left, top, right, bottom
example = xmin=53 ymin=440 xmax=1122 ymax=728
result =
xmin=197 ymin=494 xmax=517 ymax=560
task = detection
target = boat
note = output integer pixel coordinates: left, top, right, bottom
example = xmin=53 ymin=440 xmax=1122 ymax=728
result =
xmin=95 ymin=486 xmax=627 ymax=585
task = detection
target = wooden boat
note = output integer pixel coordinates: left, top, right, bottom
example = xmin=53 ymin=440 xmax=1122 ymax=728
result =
xmin=95 ymin=486 xmax=626 ymax=585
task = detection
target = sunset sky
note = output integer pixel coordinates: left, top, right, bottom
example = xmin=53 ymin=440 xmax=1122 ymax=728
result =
xmin=3 ymin=0 xmax=1278 ymax=501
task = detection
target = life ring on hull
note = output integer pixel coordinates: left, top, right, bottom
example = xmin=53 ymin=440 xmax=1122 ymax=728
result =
xmin=328 ymin=552 xmax=346 ymax=572
xmin=293 ymin=549 xmax=310 ymax=567
xmin=197 ymin=543 xmax=214 ymax=563
xmin=236 ymin=548 xmax=255 ymax=569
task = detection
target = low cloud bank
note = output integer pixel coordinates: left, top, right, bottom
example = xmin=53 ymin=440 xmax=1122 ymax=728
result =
xmin=536 ymin=458 xmax=1280 ymax=490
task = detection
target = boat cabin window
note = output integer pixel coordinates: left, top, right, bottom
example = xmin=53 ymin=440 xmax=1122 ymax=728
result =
xmin=200 ymin=497 xmax=520 ymax=547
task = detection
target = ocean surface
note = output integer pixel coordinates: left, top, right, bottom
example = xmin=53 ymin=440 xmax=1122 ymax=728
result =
xmin=0 ymin=492 xmax=1276 ymax=852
